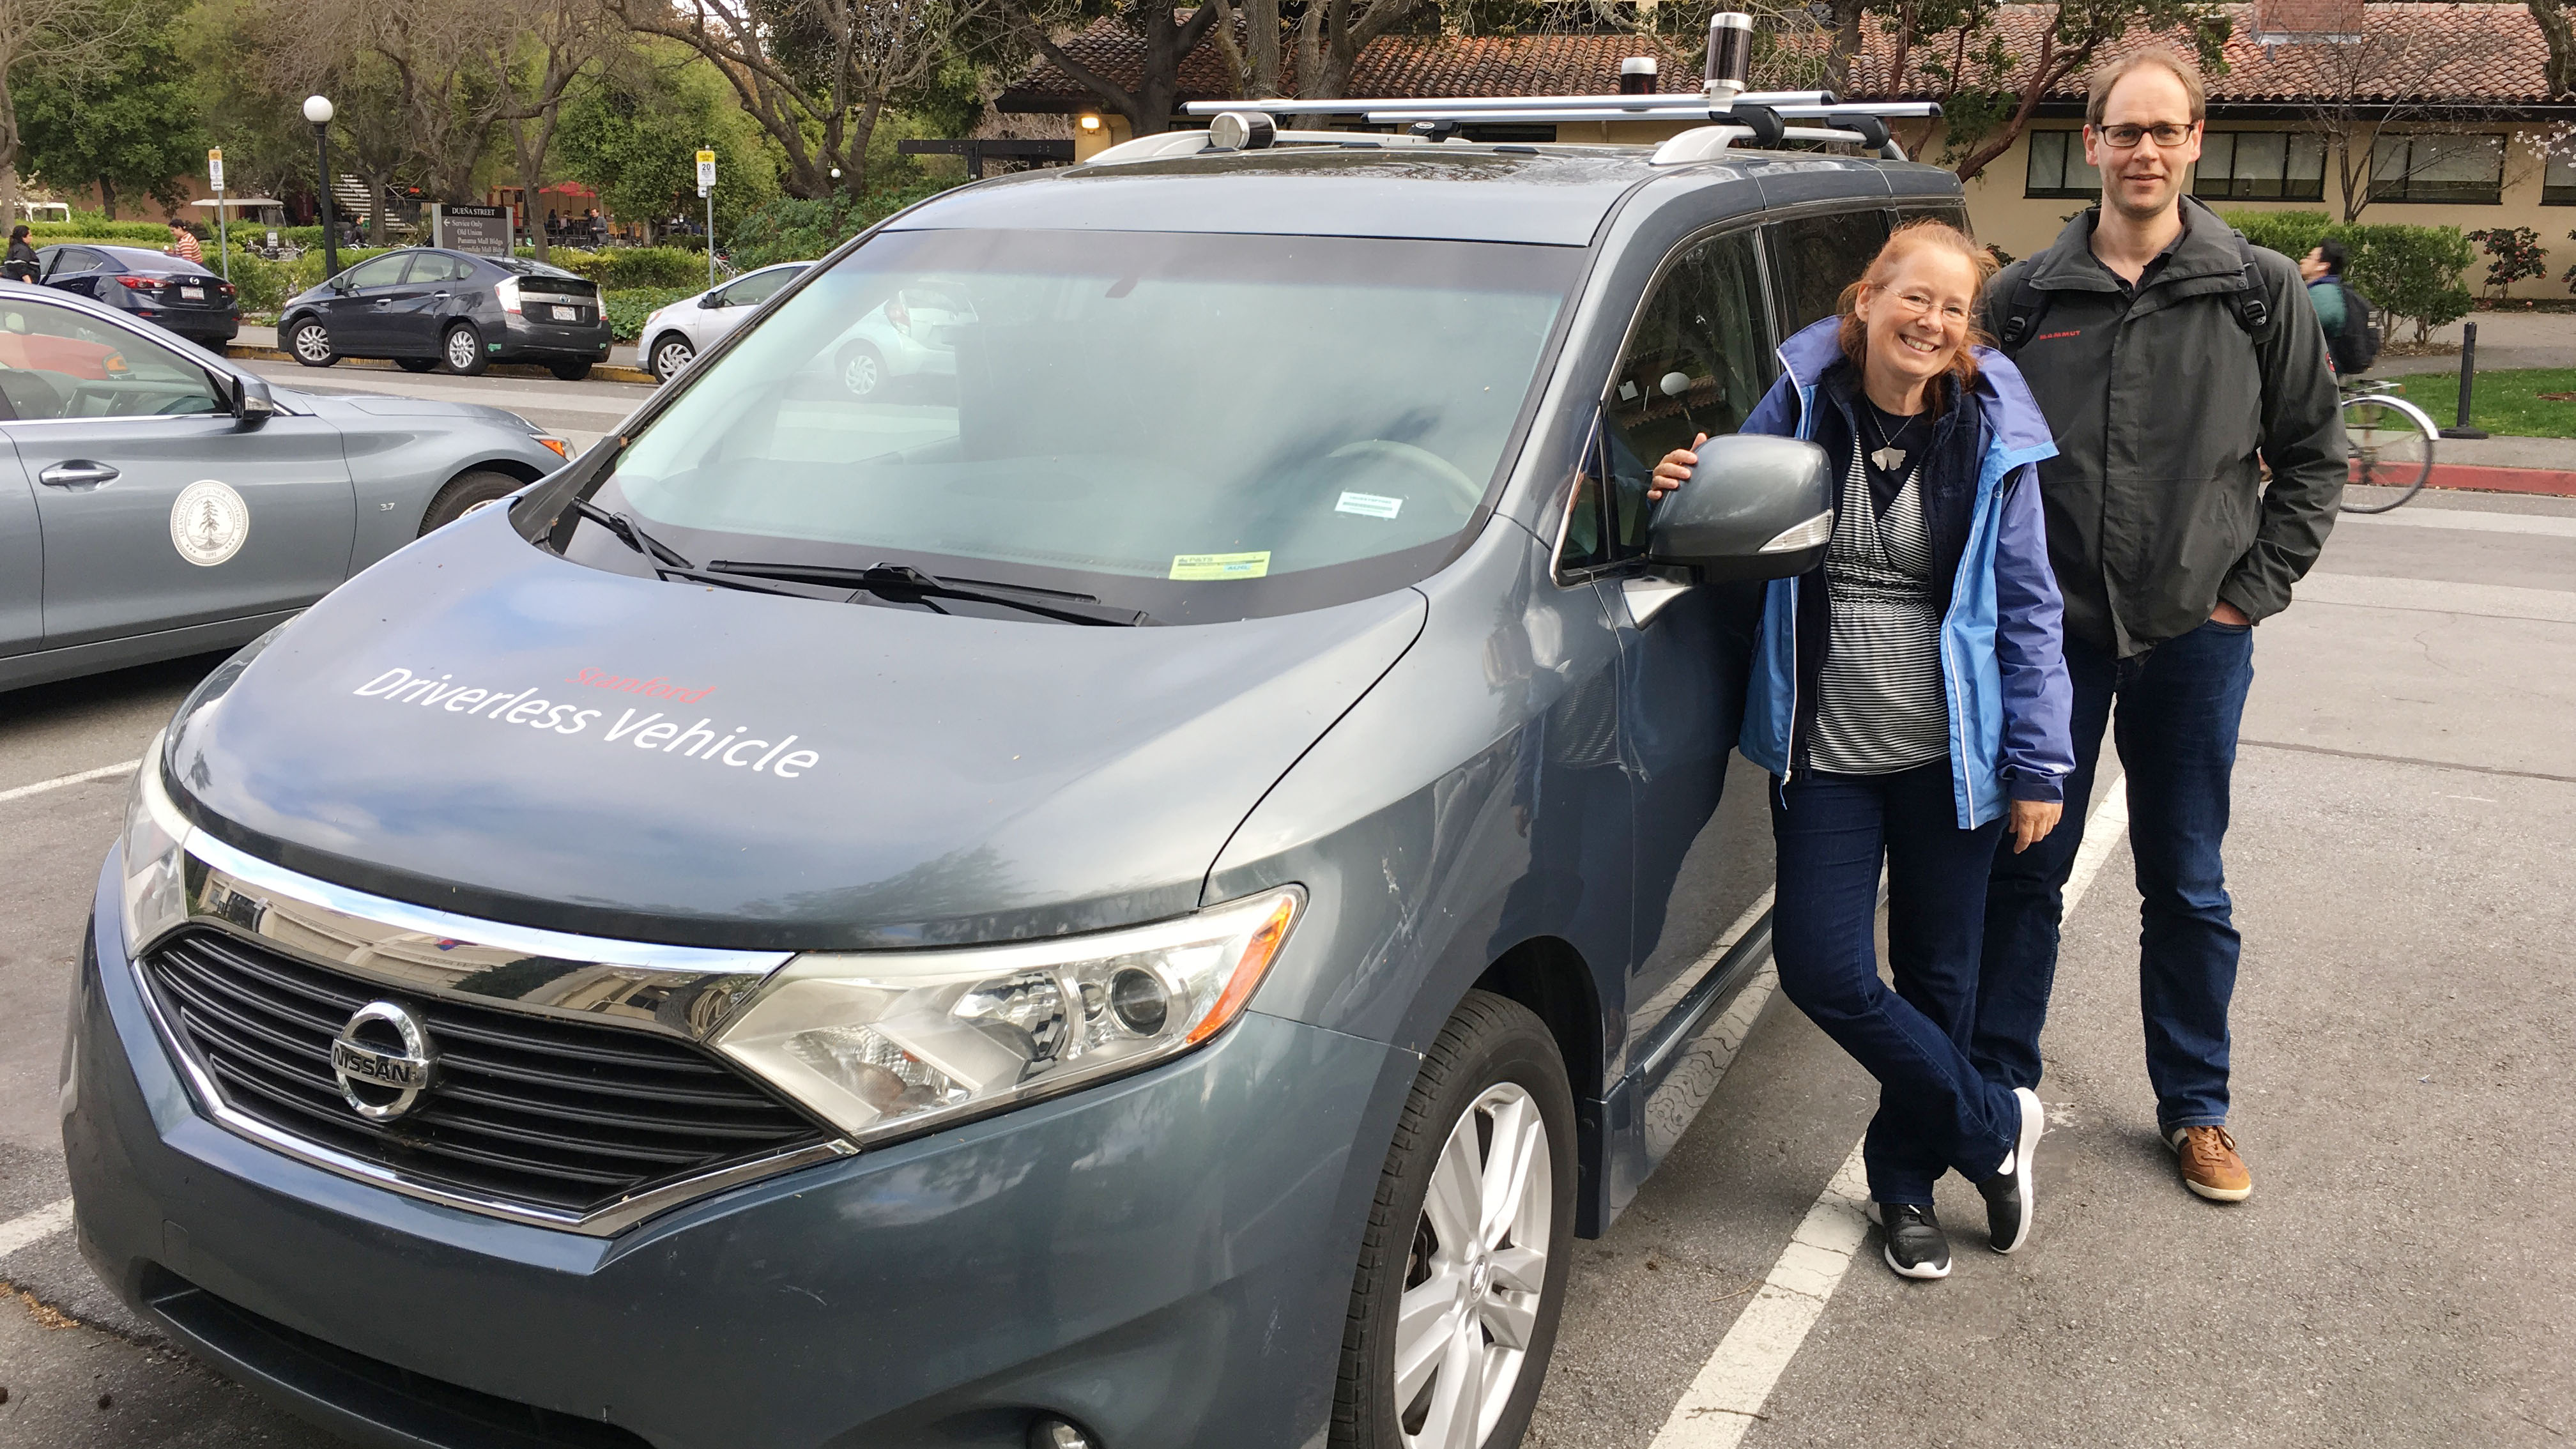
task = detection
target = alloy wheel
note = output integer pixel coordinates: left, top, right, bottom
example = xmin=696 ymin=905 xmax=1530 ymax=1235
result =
xmin=843 ymin=349 xmax=880 ymax=395
xmin=446 ymin=329 xmax=479 ymax=371
xmin=291 ymin=324 xmax=332 ymax=364
xmin=1394 ymin=1081 xmax=1551 ymax=1449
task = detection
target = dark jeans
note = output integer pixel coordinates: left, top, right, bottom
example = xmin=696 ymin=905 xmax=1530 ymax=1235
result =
xmin=1977 ymin=619 xmax=2255 ymax=1133
xmin=1771 ymin=762 xmax=2016 ymax=1205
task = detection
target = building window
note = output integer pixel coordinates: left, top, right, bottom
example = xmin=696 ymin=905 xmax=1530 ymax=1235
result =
xmin=2195 ymin=131 xmax=2327 ymax=201
xmin=2545 ymin=150 xmax=2576 ymax=205
xmin=2025 ymin=130 xmax=2101 ymax=199
xmin=2370 ymin=134 xmax=2505 ymax=204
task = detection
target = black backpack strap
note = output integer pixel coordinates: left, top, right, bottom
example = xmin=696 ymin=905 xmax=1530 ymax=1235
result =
xmin=1997 ymin=266 xmax=2050 ymax=353
xmin=2228 ymin=233 xmax=2270 ymax=338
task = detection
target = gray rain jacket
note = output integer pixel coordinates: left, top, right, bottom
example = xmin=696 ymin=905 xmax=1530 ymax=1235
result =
xmin=1984 ymin=200 xmax=2346 ymax=657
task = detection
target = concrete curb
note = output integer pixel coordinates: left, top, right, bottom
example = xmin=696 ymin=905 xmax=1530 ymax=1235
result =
xmin=2419 ymin=464 xmax=2576 ymax=498
xmin=224 ymin=344 xmax=656 ymax=388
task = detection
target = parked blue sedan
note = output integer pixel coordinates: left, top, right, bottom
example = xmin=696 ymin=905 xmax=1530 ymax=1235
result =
xmin=36 ymin=243 xmax=241 ymax=349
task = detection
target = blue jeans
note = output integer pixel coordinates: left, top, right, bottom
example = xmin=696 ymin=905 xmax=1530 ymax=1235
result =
xmin=1771 ymin=762 xmax=2018 ymax=1205
xmin=1976 ymin=619 xmax=2256 ymax=1133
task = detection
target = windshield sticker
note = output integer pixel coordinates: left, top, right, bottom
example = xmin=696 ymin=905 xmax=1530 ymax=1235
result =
xmin=171 ymin=480 xmax=249 ymax=567
xmin=1335 ymin=491 xmax=1403 ymax=520
xmin=351 ymin=668 xmax=821 ymax=779
xmin=1170 ymin=551 xmax=1270 ymax=581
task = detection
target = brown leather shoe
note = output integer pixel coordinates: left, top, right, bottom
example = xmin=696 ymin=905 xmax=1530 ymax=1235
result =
xmin=2168 ymin=1126 xmax=2252 ymax=1202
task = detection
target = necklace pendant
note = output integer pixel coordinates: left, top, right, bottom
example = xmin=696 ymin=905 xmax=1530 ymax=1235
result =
xmin=1871 ymin=445 xmax=1907 ymax=473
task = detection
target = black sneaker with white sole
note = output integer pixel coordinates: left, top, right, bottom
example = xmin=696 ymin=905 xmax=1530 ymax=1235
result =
xmin=1869 ymin=1202 xmax=1951 ymax=1280
xmin=1977 ymin=1086 xmax=2045 ymax=1254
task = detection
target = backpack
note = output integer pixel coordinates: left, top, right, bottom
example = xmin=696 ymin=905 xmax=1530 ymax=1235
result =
xmin=1997 ymin=231 xmax=2271 ymax=354
xmin=2327 ymin=279 xmax=2380 ymax=375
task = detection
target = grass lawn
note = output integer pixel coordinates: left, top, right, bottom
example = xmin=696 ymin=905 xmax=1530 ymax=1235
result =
xmin=2404 ymin=367 xmax=2576 ymax=440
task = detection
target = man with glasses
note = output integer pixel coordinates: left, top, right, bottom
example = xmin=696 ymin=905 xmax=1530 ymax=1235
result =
xmin=1976 ymin=48 xmax=2344 ymax=1206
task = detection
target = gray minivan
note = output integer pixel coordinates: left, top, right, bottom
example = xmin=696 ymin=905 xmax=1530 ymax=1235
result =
xmin=66 ymin=117 xmax=1963 ymax=1449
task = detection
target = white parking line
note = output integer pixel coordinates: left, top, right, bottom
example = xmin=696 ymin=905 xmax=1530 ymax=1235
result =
xmin=0 ymin=760 xmax=138 ymax=806
xmin=0 ymin=1197 xmax=75 ymax=1257
xmin=1646 ymin=776 xmax=2133 ymax=1449
xmin=2336 ymin=508 xmax=2576 ymax=538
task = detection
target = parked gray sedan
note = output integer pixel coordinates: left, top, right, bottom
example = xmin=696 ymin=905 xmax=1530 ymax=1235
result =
xmin=0 ymin=282 xmax=573 ymax=693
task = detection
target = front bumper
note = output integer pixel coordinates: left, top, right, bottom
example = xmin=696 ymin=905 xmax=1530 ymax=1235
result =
xmin=65 ymin=849 xmax=1399 ymax=1449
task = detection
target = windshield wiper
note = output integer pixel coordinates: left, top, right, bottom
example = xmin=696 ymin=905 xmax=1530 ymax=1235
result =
xmin=703 ymin=561 xmax=1153 ymax=626
xmin=569 ymin=497 xmax=695 ymax=573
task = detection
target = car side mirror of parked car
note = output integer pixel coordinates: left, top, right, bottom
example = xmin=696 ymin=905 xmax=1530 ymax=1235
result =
xmin=1644 ymin=434 xmax=1834 ymax=581
xmin=231 ymin=372 xmax=277 ymax=429
xmin=697 ymin=293 xmax=723 ymax=309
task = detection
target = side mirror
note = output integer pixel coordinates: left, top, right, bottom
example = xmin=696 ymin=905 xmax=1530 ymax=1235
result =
xmin=1644 ymin=434 xmax=1834 ymax=580
xmin=697 ymin=292 xmax=723 ymax=309
xmin=231 ymin=372 xmax=276 ymax=429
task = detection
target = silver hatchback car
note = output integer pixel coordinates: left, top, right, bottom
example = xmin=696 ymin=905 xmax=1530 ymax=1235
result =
xmin=638 ymin=263 xmax=810 ymax=383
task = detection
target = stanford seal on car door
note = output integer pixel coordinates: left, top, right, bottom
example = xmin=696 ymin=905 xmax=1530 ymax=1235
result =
xmin=0 ymin=296 xmax=355 ymax=648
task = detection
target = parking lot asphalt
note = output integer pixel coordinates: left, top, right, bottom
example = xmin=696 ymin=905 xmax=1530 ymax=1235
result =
xmin=2 ymin=489 xmax=2570 ymax=1448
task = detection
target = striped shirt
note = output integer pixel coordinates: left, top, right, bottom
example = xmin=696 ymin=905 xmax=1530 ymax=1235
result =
xmin=1807 ymin=442 xmax=1949 ymax=775
xmin=168 ymin=231 xmax=202 ymax=264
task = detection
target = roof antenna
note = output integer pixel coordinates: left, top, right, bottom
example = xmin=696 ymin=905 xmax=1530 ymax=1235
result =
xmin=1704 ymin=11 xmax=1754 ymax=102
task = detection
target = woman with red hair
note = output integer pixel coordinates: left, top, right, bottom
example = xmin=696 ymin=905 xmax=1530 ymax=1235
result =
xmin=1652 ymin=220 xmax=2073 ymax=1280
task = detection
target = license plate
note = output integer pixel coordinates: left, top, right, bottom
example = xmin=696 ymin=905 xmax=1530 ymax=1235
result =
xmin=551 ymin=304 xmax=579 ymax=321
xmin=180 ymin=287 xmax=204 ymax=301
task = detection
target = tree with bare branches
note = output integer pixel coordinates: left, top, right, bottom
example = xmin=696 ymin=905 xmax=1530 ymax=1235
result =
xmin=2287 ymin=22 xmax=2529 ymax=222
xmin=1930 ymin=0 xmax=2230 ymax=182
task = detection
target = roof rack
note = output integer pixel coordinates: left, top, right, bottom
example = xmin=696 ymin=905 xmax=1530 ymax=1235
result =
xmin=1148 ymin=12 xmax=1937 ymax=164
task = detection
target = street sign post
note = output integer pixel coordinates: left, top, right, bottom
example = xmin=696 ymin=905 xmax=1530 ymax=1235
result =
xmin=433 ymin=202 xmax=514 ymax=257
xmin=697 ymin=148 xmax=716 ymax=288
xmin=208 ymin=149 xmax=227 ymax=281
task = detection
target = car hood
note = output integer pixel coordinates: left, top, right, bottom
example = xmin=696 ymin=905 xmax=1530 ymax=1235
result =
xmin=167 ymin=507 xmax=1426 ymax=950
xmin=287 ymin=390 xmax=538 ymax=431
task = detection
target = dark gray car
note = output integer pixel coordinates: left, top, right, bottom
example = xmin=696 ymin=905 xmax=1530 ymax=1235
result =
xmin=0 ymin=282 xmax=573 ymax=693
xmin=279 ymin=247 xmax=615 ymax=380
xmin=66 ymin=128 xmax=1962 ymax=1449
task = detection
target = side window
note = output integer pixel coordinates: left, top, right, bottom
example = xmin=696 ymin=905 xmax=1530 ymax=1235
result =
xmin=0 ymin=300 xmax=225 ymax=420
xmin=1563 ymin=228 xmax=1773 ymax=575
xmin=403 ymin=253 xmax=468 ymax=284
xmin=342 ymin=254 xmax=410 ymax=289
xmin=726 ymin=268 xmax=795 ymax=307
xmin=1767 ymin=210 xmax=1894 ymax=338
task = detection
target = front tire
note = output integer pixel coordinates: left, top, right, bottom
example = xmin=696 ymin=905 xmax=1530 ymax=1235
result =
xmin=837 ymin=340 xmax=885 ymax=397
xmin=649 ymin=334 xmax=694 ymax=384
xmin=286 ymin=318 xmax=335 ymax=367
xmin=441 ymin=324 xmax=489 ymax=377
xmin=418 ymin=470 xmax=523 ymax=535
xmin=1335 ymin=992 xmax=1575 ymax=1449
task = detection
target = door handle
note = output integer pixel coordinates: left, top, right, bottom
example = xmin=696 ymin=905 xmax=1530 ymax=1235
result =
xmin=37 ymin=460 xmax=119 ymax=488
xmin=372 ymin=298 xmax=392 ymax=307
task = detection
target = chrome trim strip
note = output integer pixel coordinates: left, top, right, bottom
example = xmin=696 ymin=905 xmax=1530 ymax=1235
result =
xmin=180 ymin=832 xmax=786 ymax=1041
xmin=128 ymin=951 xmax=855 ymax=1237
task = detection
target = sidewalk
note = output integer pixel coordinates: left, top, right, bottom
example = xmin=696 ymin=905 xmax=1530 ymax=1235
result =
xmin=2377 ymin=309 xmax=2576 ymax=376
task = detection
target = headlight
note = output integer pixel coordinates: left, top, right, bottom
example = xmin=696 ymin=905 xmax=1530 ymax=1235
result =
xmin=119 ymin=731 xmax=191 ymax=955
xmin=712 ymin=887 xmax=1302 ymax=1144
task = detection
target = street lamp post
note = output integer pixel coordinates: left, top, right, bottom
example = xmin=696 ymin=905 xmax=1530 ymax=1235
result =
xmin=304 ymin=95 xmax=339 ymax=280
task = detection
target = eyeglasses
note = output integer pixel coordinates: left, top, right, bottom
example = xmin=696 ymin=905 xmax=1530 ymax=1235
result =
xmin=2092 ymin=122 xmax=2197 ymax=149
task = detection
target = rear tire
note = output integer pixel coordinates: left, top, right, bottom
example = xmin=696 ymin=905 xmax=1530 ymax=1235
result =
xmin=286 ymin=318 xmax=335 ymax=367
xmin=418 ymin=470 xmax=523 ymax=535
xmin=1333 ymin=991 xmax=1575 ymax=1449
xmin=396 ymin=356 xmax=437 ymax=374
xmin=549 ymin=360 xmax=592 ymax=382
xmin=441 ymin=324 xmax=489 ymax=377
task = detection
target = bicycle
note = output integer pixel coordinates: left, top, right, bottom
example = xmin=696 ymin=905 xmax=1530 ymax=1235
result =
xmin=2338 ymin=377 xmax=2437 ymax=514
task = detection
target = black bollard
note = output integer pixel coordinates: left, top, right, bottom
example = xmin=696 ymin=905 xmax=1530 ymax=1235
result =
xmin=2440 ymin=319 xmax=2490 ymax=440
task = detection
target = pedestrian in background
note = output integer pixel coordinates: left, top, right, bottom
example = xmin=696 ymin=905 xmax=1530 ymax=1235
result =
xmin=2301 ymin=240 xmax=2377 ymax=376
xmin=165 ymin=220 xmax=201 ymax=264
xmin=3 ymin=225 xmax=38 ymax=283
xmin=1652 ymin=220 xmax=2072 ymax=1280
xmin=1979 ymin=47 xmax=2345 ymax=1204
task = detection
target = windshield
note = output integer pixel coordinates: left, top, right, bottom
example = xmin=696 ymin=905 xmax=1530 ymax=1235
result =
xmin=579 ymin=228 xmax=1580 ymax=624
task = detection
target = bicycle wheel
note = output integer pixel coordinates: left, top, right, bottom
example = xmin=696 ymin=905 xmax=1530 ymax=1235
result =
xmin=2340 ymin=390 xmax=2436 ymax=514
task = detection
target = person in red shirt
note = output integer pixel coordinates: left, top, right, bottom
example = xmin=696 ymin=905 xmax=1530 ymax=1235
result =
xmin=165 ymin=220 xmax=202 ymax=264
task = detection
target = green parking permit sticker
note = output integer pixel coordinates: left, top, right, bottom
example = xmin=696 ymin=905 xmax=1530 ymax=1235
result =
xmin=1170 ymin=551 xmax=1271 ymax=581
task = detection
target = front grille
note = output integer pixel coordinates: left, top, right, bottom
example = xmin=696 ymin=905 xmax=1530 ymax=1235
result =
xmin=142 ymin=930 xmax=826 ymax=1218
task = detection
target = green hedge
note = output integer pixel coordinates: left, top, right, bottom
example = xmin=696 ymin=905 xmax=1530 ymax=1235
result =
xmin=726 ymin=183 xmax=958 ymax=271
xmin=601 ymin=286 xmax=699 ymax=342
xmin=546 ymin=247 xmax=709 ymax=289
xmin=2225 ymin=210 xmax=2476 ymax=345
xmin=25 ymin=219 xmax=177 ymax=243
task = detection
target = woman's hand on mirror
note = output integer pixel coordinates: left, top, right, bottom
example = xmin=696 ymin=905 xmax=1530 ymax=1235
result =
xmin=1647 ymin=433 xmax=1708 ymax=503
xmin=2007 ymin=799 xmax=2062 ymax=854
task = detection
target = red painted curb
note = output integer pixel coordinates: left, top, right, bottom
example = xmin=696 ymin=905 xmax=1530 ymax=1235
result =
xmin=2409 ymin=463 xmax=2576 ymax=498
